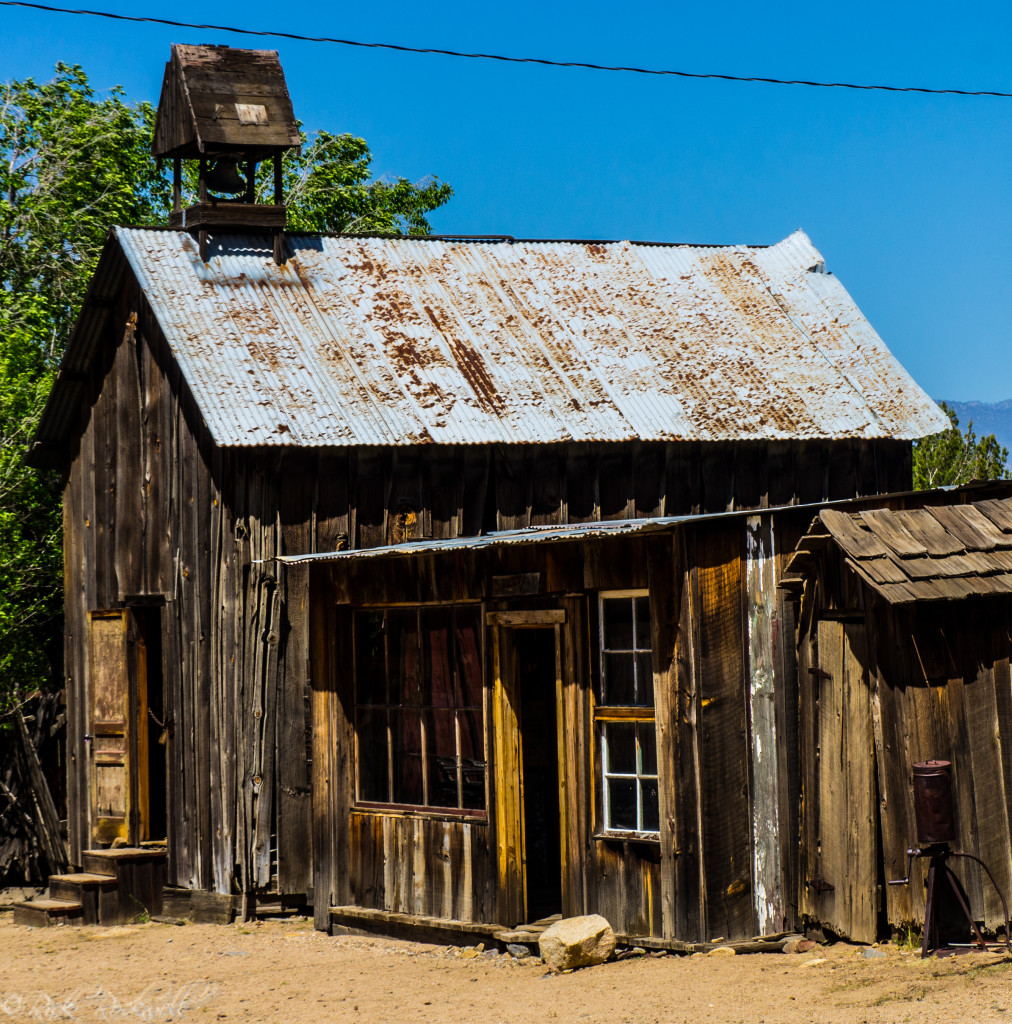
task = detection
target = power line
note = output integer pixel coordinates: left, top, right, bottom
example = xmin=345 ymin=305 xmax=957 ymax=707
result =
xmin=2 ymin=0 xmax=1011 ymax=99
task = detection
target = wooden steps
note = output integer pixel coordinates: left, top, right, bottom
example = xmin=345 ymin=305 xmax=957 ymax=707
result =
xmin=13 ymin=847 xmax=167 ymax=927
xmin=48 ymin=873 xmax=118 ymax=925
xmin=493 ymin=914 xmax=562 ymax=945
xmin=13 ymin=898 xmax=83 ymax=928
xmin=330 ymin=905 xmax=503 ymax=947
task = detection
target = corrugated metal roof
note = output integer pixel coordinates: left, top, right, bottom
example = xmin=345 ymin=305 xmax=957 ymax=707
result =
xmin=108 ymin=227 xmax=947 ymax=448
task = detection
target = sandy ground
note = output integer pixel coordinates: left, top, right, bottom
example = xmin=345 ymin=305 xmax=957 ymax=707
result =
xmin=2 ymin=912 xmax=1012 ymax=1024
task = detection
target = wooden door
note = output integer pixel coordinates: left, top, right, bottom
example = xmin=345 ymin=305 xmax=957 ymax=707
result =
xmin=802 ymin=619 xmax=878 ymax=943
xmin=87 ymin=609 xmax=148 ymax=845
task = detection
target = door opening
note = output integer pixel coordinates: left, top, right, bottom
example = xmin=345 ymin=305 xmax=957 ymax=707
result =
xmin=516 ymin=629 xmax=562 ymax=922
xmin=133 ymin=606 xmax=167 ymax=843
xmin=86 ymin=605 xmax=167 ymax=846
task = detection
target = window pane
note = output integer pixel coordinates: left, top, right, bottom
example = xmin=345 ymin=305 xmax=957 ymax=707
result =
xmin=354 ymin=611 xmax=386 ymax=705
xmin=639 ymin=723 xmax=657 ymax=775
xmin=391 ymin=709 xmax=424 ymax=805
xmin=422 ymin=607 xmax=454 ymax=707
xmin=608 ymin=778 xmax=637 ymax=830
xmin=603 ymin=652 xmax=636 ymax=705
xmin=634 ymin=596 xmax=651 ymax=650
xmin=455 ymin=608 xmax=483 ymax=707
xmin=354 ymin=603 xmax=486 ymax=814
xmin=605 ymin=722 xmax=636 ymax=775
xmin=641 ymin=779 xmax=660 ymax=832
xmin=357 ymin=708 xmax=388 ymax=802
xmin=426 ymin=709 xmax=459 ymax=808
xmin=389 ymin=610 xmax=422 ymax=707
xmin=603 ymin=597 xmax=634 ymax=650
xmin=635 ymin=651 xmax=654 ymax=706
xmin=458 ymin=707 xmax=486 ymax=811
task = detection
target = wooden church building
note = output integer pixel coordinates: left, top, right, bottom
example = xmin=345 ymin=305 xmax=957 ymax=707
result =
xmin=26 ymin=44 xmax=951 ymax=940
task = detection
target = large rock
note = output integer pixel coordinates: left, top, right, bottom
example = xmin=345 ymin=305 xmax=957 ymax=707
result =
xmin=538 ymin=915 xmax=616 ymax=972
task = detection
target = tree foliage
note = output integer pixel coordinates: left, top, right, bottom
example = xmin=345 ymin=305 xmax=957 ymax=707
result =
xmin=0 ymin=63 xmax=453 ymax=707
xmin=912 ymin=402 xmax=1010 ymax=490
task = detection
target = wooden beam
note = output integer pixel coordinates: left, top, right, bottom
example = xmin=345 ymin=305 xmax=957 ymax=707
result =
xmin=485 ymin=610 xmax=566 ymax=627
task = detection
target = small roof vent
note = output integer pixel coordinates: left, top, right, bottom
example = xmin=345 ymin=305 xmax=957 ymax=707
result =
xmin=152 ymin=44 xmax=302 ymax=264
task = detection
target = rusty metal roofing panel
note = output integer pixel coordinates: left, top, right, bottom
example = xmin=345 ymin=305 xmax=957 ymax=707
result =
xmin=112 ymin=227 xmax=949 ymax=448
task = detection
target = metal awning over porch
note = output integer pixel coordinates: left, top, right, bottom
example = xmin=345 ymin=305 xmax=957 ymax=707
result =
xmin=264 ymin=487 xmax=992 ymax=566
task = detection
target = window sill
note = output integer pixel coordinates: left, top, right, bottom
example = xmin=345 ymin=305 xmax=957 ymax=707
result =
xmin=593 ymin=830 xmax=660 ymax=845
xmin=352 ymin=803 xmax=488 ymax=825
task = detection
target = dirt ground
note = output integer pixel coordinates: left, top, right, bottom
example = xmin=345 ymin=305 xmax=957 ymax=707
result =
xmin=2 ymin=911 xmax=1012 ymax=1024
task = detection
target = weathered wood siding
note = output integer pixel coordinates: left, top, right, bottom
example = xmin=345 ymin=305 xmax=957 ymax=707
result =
xmin=61 ymin=270 xmax=914 ymax=921
xmin=799 ymin=530 xmax=1012 ymax=941
xmin=313 ymin=514 xmax=819 ymax=941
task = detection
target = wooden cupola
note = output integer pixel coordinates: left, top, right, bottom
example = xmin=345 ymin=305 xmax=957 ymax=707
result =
xmin=152 ymin=44 xmax=302 ymax=263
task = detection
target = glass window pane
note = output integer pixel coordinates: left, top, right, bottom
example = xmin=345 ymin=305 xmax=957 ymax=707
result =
xmin=603 ymin=652 xmax=636 ymax=705
xmin=634 ymin=596 xmax=651 ymax=650
xmin=641 ymin=779 xmax=660 ymax=832
xmin=426 ymin=709 xmax=458 ymax=808
xmin=357 ymin=708 xmax=388 ymax=802
xmin=638 ymin=723 xmax=657 ymax=775
xmin=354 ymin=611 xmax=385 ymax=705
xmin=422 ymin=607 xmax=454 ymax=707
xmin=605 ymin=722 xmax=636 ymax=775
xmin=635 ymin=651 xmax=654 ymax=706
xmin=455 ymin=608 xmax=483 ymax=707
xmin=391 ymin=709 xmax=424 ymax=805
xmin=458 ymin=706 xmax=486 ymax=811
xmin=603 ymin=597 xmax=634 ymax=650
xmin=608 ymin=778 xmax=637 ymax=831
xmin=389 ymin=610 xmax=422 ymax=707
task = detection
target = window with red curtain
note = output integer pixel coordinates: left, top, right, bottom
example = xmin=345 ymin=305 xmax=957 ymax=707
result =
xmin=354 ymin=605 xmax=485 ymax=814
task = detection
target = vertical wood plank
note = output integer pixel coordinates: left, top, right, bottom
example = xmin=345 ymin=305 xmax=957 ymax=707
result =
xmin=696 ymin=525 xmax=752 ymax=940
xmin=647 ymin=536 xmax=678 ymax=939
xmin=744 ymin=515 xmax=784 ymax=934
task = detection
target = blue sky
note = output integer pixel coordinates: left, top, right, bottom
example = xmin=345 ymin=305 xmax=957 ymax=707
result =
xmin=2 ymin=0 xmax=1010 ymax=402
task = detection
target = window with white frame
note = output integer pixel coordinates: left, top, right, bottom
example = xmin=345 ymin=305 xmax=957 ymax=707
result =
xmin=596 ymin=591 xmax=659 ymax=836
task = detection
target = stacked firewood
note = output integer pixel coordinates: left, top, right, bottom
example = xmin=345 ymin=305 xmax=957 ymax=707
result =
xmin=0 ymin=692 xmax=67 ymax=885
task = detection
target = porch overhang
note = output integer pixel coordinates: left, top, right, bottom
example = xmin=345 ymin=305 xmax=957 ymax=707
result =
xmin=264 ymin=484 xmax=1010 ymax=567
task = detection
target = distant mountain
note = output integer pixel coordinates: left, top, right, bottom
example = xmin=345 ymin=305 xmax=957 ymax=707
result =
xmin=941 ymin=400 xmax=1012 ymax=455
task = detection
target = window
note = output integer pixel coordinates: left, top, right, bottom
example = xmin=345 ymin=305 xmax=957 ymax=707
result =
xmin=596 ymin=591 xmax=659 ymax=837
xmin=354 ymin=605 xmax=485 ymax=814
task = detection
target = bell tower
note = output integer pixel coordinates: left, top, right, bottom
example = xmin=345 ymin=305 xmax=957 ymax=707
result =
xmin=152 ymin=44 xmax=302 ymax=263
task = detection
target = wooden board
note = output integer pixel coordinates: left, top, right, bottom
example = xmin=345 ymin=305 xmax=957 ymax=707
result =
xmin=744 ymin=516 xmax=784 ymax=935
xmin=805 ymin=619 xmax=877 ymax=943
xmin=694 ymin=526 xmax=753 ymax=941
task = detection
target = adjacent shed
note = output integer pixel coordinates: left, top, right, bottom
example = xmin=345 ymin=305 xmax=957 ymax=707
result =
xmin=786 ymin=493 xmax=1012 ymax=943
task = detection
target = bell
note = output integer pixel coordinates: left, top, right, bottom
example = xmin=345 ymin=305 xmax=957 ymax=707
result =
xmin=205 ymin=158 xmax=247 ymax=196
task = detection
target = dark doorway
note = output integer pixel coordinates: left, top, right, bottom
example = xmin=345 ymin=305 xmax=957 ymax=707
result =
xmin=516 ymin=629 xmax=562 ymax=922
xmin=133 ymin=605 xmax=167 ymax=843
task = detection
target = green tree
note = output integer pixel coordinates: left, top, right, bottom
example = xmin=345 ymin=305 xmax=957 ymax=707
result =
xmin=912 ymin=402 xmax=1010 ymax=490
xmin=0 ymin=64 xmax=166 ymax=707
xmin=0 ymin=64 xmax=453 ymax=708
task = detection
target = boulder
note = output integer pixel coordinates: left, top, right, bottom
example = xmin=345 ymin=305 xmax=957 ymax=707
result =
xmin=538 ymin=915 xmax=616 ymax=972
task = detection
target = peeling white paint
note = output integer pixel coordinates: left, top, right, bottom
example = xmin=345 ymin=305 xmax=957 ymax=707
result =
xmin=746 ymin=515 xmax=784 ymax=935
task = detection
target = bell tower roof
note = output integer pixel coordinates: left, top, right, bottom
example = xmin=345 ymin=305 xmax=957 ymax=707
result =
xmin=152 ymin=44 xmax=301 ymax=160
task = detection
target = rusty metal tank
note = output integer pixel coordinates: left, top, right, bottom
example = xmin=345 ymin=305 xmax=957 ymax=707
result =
xmin=912 ymin=760 xmax=956 ymax=845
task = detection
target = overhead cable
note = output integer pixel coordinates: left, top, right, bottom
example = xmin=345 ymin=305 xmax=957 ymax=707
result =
xmin=2 ymin=0 xmax=1010 ymax=99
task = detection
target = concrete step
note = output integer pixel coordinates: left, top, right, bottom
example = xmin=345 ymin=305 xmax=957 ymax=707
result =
xmin=13 ymin=898 xmax=83 ymax=928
